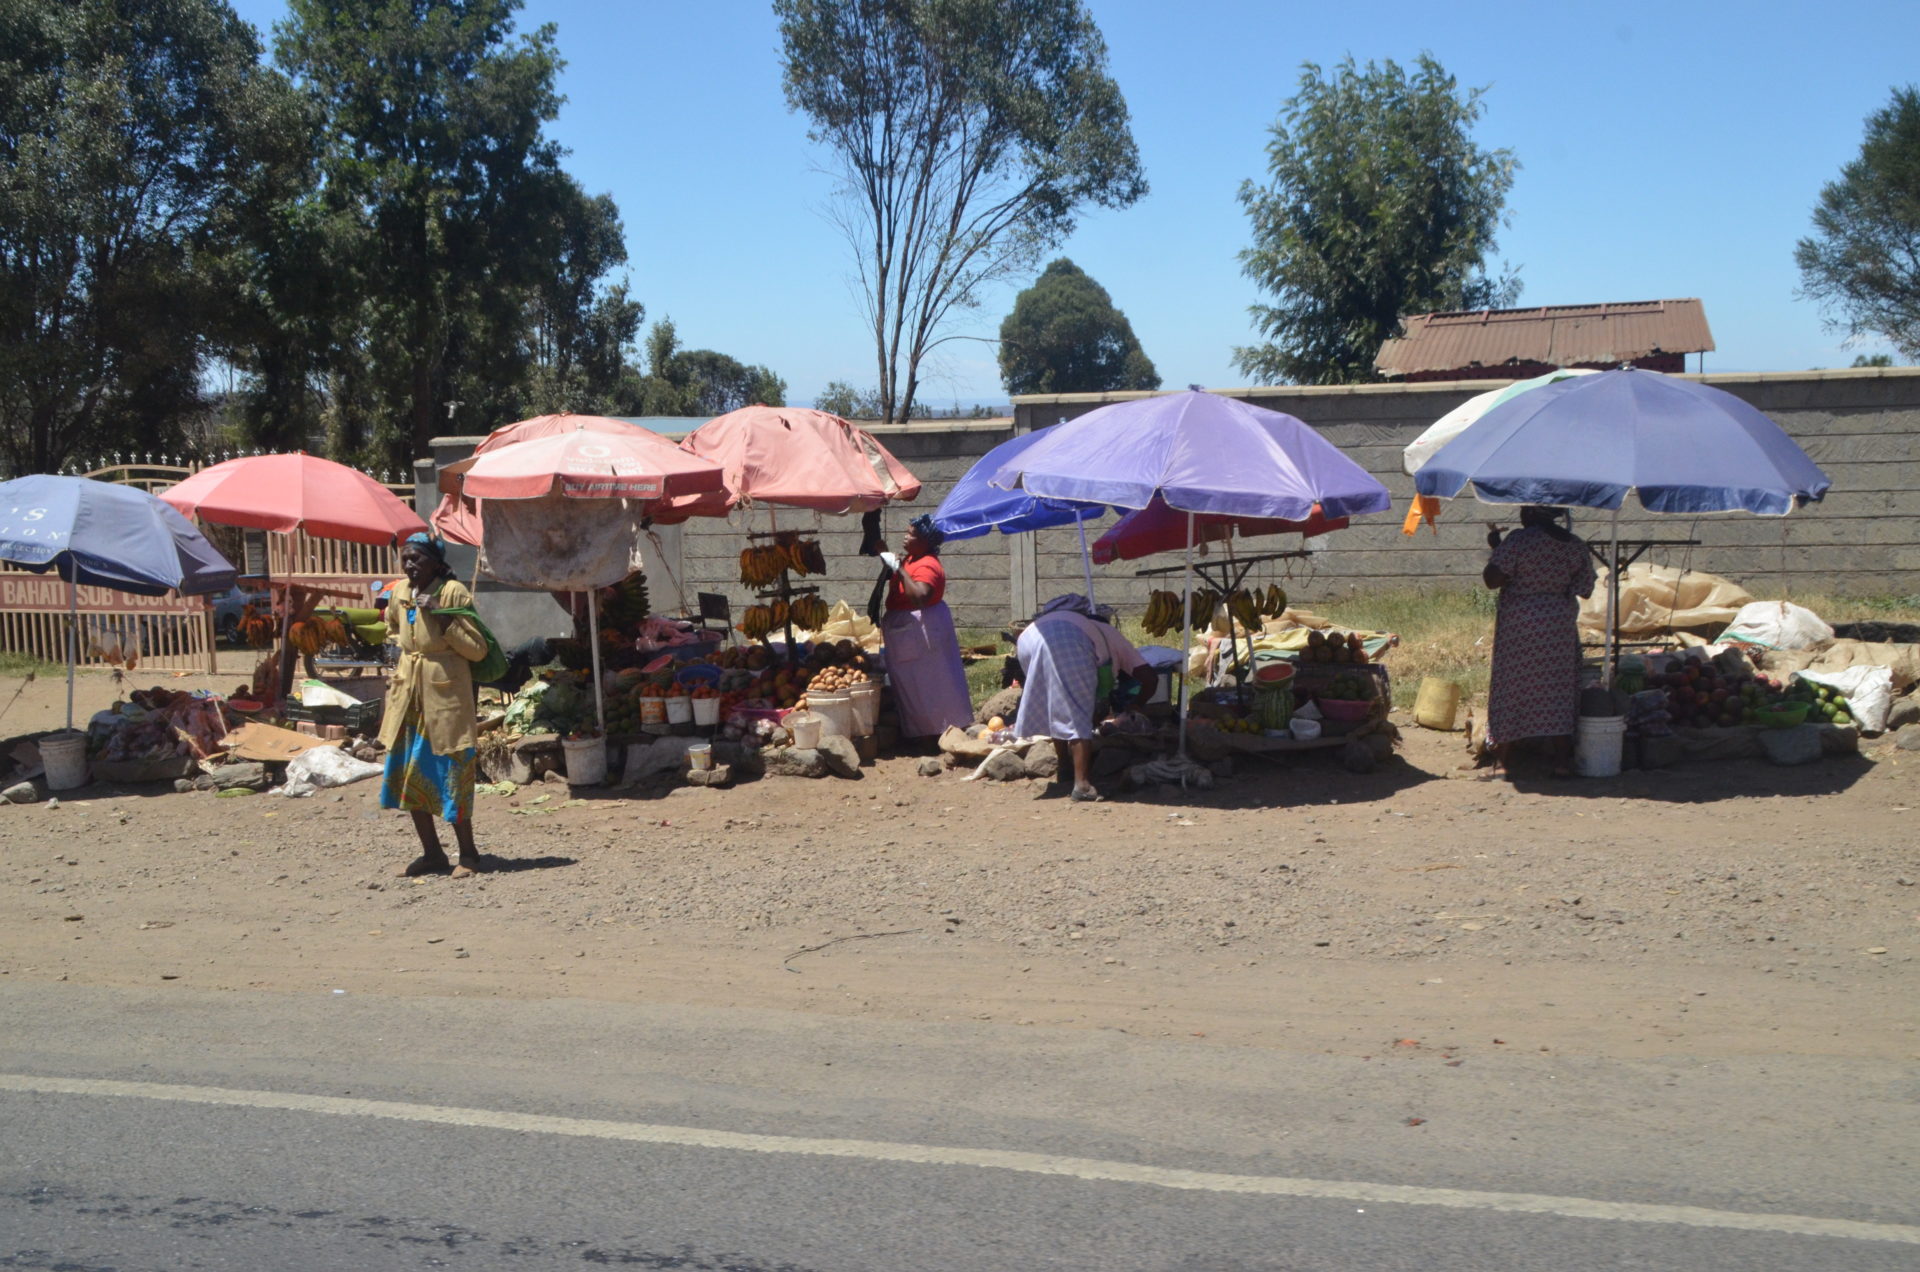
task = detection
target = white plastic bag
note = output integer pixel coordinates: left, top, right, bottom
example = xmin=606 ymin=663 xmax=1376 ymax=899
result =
xmin=275 ymin=746 xmax=384 ymax=797
xmin=1721 ymin=601 xmax=1833 ymax=651
xmin=1796 ymin=665 xmax=1895 ymax=733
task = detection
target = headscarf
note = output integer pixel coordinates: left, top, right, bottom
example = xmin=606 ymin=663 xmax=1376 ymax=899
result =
xmin=403 ymin=531 xmax=449 ymax=564
xmin=1036 ymin=593 xmax=1098 ymax=619
xmin=909 ymin=513 xmax=946 ymax=551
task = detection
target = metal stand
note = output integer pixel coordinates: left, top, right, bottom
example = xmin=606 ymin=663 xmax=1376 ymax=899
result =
xmin=1135 ymin=548 xmax=1311 ymax=703
xmin=1584 ymin=534 xmax=1701 ymax=687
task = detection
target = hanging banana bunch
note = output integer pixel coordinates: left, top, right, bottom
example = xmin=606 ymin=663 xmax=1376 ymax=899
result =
xmin=1188 ymin=588 xmax=1221 ymax=628
xmin=737 ymin=605 xmax=775 ymax=640
xmin=1226 ymin=590 xmax=1263 ymax=633
xmin=789 ymin=595 xmax=831 ymax=629
xmin=1142 ymin=590 xmax=1183 ymax=637
xmin=1257 ymin=583 xmax=1290 ymax=617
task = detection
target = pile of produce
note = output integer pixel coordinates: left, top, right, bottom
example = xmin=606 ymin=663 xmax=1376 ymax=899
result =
xmin=802 ymin=662 xmax=869 ymax=694
xmin=1301 ymin=630 xmax=1370 ymax=664
xmin=1316 ymin=672 xmax=1379 ymax=703
xmin=1659 ymin=663 xmax=1854 ymax=728
xmin=1142 ymin=585 xmax=1287 ymax=637
xmin=739 ymin=537 xmax=826 ymax=587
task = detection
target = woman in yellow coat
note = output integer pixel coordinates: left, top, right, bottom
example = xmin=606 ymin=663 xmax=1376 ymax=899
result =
xmin=380 ymin=533 xmax=488 ymax=877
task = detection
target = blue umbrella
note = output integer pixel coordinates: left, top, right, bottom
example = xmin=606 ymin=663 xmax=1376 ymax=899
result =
xmin=0 ymin=475 xmax=237 ymax=729
xmin=1412 ymin=369 xmax=1830 ymax=515
xmin=931 ymin=428 xmax=1108 ymax=541
xmin=932 ymin=428 xmax=1111 ymax=601
xmin=1412 ymin=369 xmax=1831 ymax=682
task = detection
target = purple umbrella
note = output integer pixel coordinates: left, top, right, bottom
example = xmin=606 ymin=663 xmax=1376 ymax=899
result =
xmin=991 ymin=392 xmax=1392 ymax=768
xmin=989 ymin=391 xmax=1391 ymax=521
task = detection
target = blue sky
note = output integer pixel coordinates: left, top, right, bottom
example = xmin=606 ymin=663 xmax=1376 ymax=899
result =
xmin=228 ymin=0 xmax=1914 ymax=409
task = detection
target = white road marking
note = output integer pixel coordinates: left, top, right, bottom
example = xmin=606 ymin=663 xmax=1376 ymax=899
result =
xmin=3 ymin=1072 xmax=1913 ymax=1246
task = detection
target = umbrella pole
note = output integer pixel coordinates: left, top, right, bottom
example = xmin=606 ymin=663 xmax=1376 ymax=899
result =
xmin=66 ymin=575 xmax=77 ymax=732
xmin=1607 ymin=507 xmax=1621 ymax=690
xmin=1076 ymin=517 xmax=1095 ymax=606
xmin=587 ymin=588 xmax=607 ymax=737
xmin=1177 ymin=511 xmax=1194 ymax=761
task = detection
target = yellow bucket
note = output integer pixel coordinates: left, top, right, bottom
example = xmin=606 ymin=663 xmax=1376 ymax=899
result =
xmin=1414 ymin=678 xmax=1462 ymax=731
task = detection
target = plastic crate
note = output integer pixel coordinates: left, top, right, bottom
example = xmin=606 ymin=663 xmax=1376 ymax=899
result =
xmin=285 ymin=679 xmax=386 ymax=734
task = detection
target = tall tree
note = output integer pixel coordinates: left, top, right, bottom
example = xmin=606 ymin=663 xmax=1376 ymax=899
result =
xmin=633 ymin=318 xmax=786 ymax=418
xmin=0 ymin=0 xmax=302 ymax=475
xmin=1235 ymin=55 xmax=1519 ymax=386
xmin=513 ymin=181 xmax=646 ymax=417
xmin=1795 ymin=86 xmax=1920 ymax=362
xmin=272 ymin=0 xmax=589 ymax=467
xmin=998 ymin=257 xmax=1159 ymax=394
xmin=775 ymin=0 xmax=1146 ymax=423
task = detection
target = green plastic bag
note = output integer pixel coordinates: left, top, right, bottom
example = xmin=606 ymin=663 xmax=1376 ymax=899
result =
xmin=431 ymin=603 xmax=508 ymax=684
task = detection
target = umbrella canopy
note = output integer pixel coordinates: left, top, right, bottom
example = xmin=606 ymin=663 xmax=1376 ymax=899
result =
xmin=1 ymin=474 xmax=235 ymax=596
xmin=1402 ymin=368 xmax=1598 ymax=476
xmin=678 ymin=406 xmax=922 ymax=515
xmin=931 ymin=429 xmax=1107 ymax=540
xmin=432 ymin=414 xmax=675 ymax=545
xmin=1413 ymin=369 xmax=1831 ymax=515
xmin=1090 ymin=497 xmax=1348 ymax=564
xmin=160 ymin=452 xmax=427 ymax=546
xmin=990 ymin=391 xmax=1392 ymax=520
xmin=457 ymin=427 xmax=727 ymax=502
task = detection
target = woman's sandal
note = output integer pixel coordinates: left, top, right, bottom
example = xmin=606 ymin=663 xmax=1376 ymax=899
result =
xmin=1069 ymin=786 xmax=1103 ymax=803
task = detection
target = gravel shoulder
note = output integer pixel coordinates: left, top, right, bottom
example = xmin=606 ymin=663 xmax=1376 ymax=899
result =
xmin=4 ymin=667 xmax=1917 ymax=1066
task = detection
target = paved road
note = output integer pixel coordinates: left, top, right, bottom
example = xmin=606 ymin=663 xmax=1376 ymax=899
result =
xmin=2 ymin=983 xmax=1914 ymax=1270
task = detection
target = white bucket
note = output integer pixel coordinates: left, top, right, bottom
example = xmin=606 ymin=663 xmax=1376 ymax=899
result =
xmin=809 ymin=690 xmax=855 ymax=739
xmin=40 ymin=730 xmax=89 ymax=791
xmin=788 ymin=711 xmax=823 ymax=750
xmin=847 ymin=682 xmax=881 ymax=736
xmin=1289 ymin=717 xmax=1322 ymax=742
xmin=1574 ymin=715 xmax=1626 ymax=778
xmin=665 ymin=695 xmax=693 ymax=725
xmin=562 ymin=734 xmax=608 ymax=786
xmin=688 ymin=742 xmax=713 ymax=771
xmin=691 ymin=696 xmax=720 ymax=727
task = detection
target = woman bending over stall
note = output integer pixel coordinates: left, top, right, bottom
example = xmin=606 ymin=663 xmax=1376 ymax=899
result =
xmin=1013 ymin=595 xmax=1158 ymax=802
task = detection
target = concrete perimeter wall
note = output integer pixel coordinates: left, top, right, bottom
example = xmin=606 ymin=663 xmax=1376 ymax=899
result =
xmin=416 ymin=368 xmax=1918 ymax=639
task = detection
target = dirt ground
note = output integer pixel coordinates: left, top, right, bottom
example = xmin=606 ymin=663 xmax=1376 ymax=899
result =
xmin=4 ymin=664 xmax=1918 ymax=1067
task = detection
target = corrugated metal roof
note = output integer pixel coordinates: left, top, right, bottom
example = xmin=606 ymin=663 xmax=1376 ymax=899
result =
xmin=1375 ymin=299 xmax=1715 ymax=377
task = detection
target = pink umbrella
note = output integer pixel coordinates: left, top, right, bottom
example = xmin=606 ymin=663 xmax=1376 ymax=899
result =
xmin=161 ymin=452 xmax=426 ymax=546
xmin=678 ymin=406 xmax=921 ymax=514
xmin=456 ymin=427 xmax=727 ymax=502
xmin=1090 ymin=496 xmax=1347 ymax=564
xmin=432 ymin=414 xmax=669 ymax=544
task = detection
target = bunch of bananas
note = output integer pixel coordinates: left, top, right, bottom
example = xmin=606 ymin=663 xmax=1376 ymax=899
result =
xmin=1226 ymin=590 xmax=1263 ymax=633
xmin=739 ymin=538 xmax=828 ymax=587
xmin=789 ymin=594 xmax=831 ymax=629
xmin=237 ymin=602 xmax=276 ymax=650
xmin=1142 ymin=590 xmax=1184 ymax=637
xmin=738 ymin=605 xmax=776 ymax=640
xmin=1256 ymin=583 xmax=1289 ymax=617
xmin=603 ymin=574 xmax=650 ymax=628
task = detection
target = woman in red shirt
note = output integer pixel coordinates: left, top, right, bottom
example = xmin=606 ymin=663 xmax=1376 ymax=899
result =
xmin=878 ymin=515 xmax=974 ymax=740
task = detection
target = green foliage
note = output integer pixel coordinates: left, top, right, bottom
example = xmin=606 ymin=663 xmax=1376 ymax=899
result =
xmin=632 ymin=318 xmax=786 ymax=418
xmin=1235 ymin=55 xmax=1520 ymax=386
xmin=775 ymin=0 xmax=1145 ymax=423
xmin=1852 ymin=353 xmax=1896 ymax=367
xmin=0 ymin=0 xmax=303 ymax=473
xmin=812 ymin=381 xmax=925 ymax=419
xmin=268 ymin=0 xmax=620 ymax=466
xmin=998 ymin=258 xmax=1159 ymax=395
xmin=1796 ymin=87 xmax=1920 ymax=361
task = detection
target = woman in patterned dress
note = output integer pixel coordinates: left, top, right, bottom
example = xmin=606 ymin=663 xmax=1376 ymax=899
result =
xmin=380 ymin=533 xmax=488 ymax=877
xmin=1483 ymin=506 xmax=1597 ymax=777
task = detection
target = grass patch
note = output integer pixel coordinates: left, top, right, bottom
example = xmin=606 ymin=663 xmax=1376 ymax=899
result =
xmin=0 ymin=651 xmax=63 ymax=677
xmin=1316 ymin=589 xmax=1496 ymax=702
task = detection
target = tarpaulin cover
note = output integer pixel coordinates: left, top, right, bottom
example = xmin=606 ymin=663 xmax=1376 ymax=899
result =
xmin=476 ymin=495 xmax=651 ymax=591
xmin=1414 ymin=369 xmax=1831 ymax=515
xmin=678 ymin=406 xmax=922 ymax=515
xmin=161 ymin=453 xmax=427 ymax=546
xmin=1091 ymin=496 xmax=1347 ymax=563
xmin=0 ymin=474 xmax=235 ymax=596
xmin=931 ymin=429 xmax=1106 ymax=540
xmin=1576 ymin=563 xmax=1753 ymax=639
xmin=990 ymin=391 xmax=1391 ymax=521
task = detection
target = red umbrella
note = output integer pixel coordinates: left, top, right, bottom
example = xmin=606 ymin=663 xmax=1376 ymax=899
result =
xmin=678 ymin=405 xmax=921 ymax=514
xmin=161 ymin=453 xmax=426 ymax=546
xmin=1090 ymin=496 xmax=1347 ymax=564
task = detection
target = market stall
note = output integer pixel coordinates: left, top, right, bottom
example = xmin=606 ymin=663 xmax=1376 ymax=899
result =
xmin=990 ymin=391 xmax=1395 ymax=780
